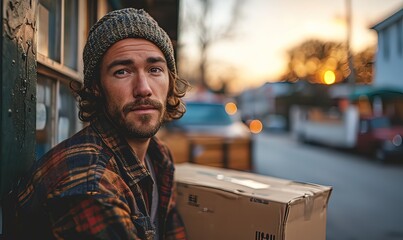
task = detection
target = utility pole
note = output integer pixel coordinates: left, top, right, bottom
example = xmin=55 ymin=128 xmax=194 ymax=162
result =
xmin=346 ymin=0 xmax=356 ymax=88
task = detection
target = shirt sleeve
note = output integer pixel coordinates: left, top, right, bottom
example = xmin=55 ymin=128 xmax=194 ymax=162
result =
xmin=46 ymin=195 xmax=142 ymax=240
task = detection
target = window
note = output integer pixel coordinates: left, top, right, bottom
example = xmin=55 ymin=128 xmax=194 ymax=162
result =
xmin=36 ymin=74 xmax=81 ymax=160
xmin=37 ymin=0 xmax=79 ymax=72
xmin=35 ymin=1 xmax=110 ymax=159
xmin=57 ymin=84 xmax=79 ymax=144
xmin=176 ymin=103 xmax=233 ymax=126
xmin=397 ymin=19 xmax=402 ymax=56
xmin=38 ymin=0 xmax=61 ymax=62
xmin=382 ymin=28 xmax=390 ymax=60
xmin=64 ymin=0 xmax=79 ymax=70
xmin=359 ymin=120 xmax=369 ymax=134
xmin=87 ymin=0 xmax=99 ymax=31
xmin=36 ymin=76 xmax=55 ymax=159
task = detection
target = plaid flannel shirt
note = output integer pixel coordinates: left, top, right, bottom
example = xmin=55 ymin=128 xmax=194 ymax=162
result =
xmin=13 ymin=114 xmax=187 ymax=239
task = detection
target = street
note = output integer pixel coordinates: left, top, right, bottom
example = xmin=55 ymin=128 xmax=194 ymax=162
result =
xmin=252 ymin=131 xmax=403 ymax=240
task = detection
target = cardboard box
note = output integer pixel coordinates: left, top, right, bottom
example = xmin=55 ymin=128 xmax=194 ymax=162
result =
xmin=174 ymin=163 xmax=332 ymax=240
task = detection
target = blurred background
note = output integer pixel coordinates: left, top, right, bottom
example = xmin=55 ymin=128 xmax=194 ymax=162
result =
xmin=1 ymin=0 xmax=403 ymax=239
xmin=172 ymin=2 xmax=403 ymax=239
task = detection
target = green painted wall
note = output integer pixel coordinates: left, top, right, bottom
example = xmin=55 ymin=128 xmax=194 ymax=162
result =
xmin=1 ymin=0 xmax=37 ymax=198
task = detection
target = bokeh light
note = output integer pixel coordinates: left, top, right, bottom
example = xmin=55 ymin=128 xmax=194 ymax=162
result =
xmin=225 ymin=102 xmax=238 ymax=115
xmin=249 ymin=119 xmax=263 ymax=134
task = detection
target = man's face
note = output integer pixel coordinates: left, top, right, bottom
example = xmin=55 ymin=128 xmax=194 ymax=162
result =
xmin=99 ymin=38 xmax=169 ymax=138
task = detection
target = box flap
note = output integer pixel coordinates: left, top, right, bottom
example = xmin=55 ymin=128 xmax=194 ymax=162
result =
xmin=175 ymin=163 xmax=332 ymax=204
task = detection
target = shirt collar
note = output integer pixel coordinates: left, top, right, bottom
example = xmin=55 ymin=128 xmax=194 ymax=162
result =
xmin=91 ymin=113 xmax=149 ymax=186
xmin=91 ymin=113 xmax=174 ymax=186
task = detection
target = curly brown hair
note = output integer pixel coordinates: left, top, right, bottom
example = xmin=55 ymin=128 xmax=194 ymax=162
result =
xmin=70 ymin=68 xmax=190 ymax=123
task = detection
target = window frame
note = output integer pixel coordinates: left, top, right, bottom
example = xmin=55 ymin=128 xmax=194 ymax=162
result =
xmin=37 ymin=0 xmax=85 ymax=83
xmin=35 ymin=0 xmax=111 ymax=158
xmin=36 ymin=65 xmax=82 ymax=157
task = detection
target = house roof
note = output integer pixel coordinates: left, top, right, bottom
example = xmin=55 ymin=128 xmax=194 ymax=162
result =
xmin=349 ymin=87 xmax=403 ymax=101
xmin=371 ymin=7 xmax=403 ymax=31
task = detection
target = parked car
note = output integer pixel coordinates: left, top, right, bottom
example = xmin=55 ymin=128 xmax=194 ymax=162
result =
xmin=261 ymin=114 xmax=287 ymax=132
xmin=157 ymin=101 xmax=253 ymax=171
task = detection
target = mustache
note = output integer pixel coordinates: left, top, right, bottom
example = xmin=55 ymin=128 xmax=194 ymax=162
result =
xmin=122 ymin=98 xmax=163 ymax=114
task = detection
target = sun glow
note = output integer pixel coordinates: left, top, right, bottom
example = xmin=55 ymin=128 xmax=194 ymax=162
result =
xmin=324 ymin=70 xmax=336 ymax=85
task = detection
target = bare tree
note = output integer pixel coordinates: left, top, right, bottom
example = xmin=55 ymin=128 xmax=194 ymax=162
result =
xmin=280 ymin=39 xmax=374 ymax=85
xmin=280 ymin=39 xmax=349 ymax=84
xmin=181 ymin=0 xmax=244 ymax=93
xmin=352 ymin=46 xmax=375 ymax=84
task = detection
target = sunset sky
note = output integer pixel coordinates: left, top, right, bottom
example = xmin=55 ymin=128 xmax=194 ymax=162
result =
xmin=179 ymin=0 xmax=403 ymax=93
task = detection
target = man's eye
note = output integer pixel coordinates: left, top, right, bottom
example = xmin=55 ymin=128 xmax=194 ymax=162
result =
xmin=115 ymin=69 xmax=128 ymax=75
xmin=150 ymin=67 xmax=162 ymax=73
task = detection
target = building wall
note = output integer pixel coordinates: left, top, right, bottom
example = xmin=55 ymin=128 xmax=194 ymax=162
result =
xmin=1 ymin=0 xmax=37 ymax=196
xmin=1 ymin=0 xmax=37 ymax=235
xmin=373 ymin=9 xmax=403 ymax=90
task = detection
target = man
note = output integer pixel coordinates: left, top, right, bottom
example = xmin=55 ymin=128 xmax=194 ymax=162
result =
xmin=11 ymin=8 xmax=189 ymax=239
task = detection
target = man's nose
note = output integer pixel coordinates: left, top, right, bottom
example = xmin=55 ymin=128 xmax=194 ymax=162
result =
xmin=133 ymin=72 xmax=152 ymax=98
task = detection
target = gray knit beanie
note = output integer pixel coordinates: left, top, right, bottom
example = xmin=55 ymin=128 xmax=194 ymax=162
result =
xmin=83 ymin=8 xmax=176 ymax=87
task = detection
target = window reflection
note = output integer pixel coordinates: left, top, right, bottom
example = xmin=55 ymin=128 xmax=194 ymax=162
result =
xmin=64 ymin=0 xmax=79 ymax=70
xmin=36 ymin=76 xmax=80 ymax=160
xmin=57 ymin=84 xmax=78 ymax=144
xmin=38 ymin=0 xmax=62 ymax=62
xmin=36 ymin=76 xmax=54 ymax=159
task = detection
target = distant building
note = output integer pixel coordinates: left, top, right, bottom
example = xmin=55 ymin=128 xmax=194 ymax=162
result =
xmin=371 ymin=6 xmax=403 ymax=90
xmin=237 ymin=82 xmax=292 ymax=119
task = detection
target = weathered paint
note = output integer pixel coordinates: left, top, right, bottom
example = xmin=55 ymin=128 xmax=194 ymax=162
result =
xmin=1 ymin=0 xmax=37 ymax=197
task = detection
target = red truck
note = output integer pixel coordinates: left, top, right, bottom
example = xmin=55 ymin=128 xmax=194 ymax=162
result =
xmin=355 ymin=115 xmax=403 ymax=161
xmin=291 ymin=105 xmax=403 ymax=162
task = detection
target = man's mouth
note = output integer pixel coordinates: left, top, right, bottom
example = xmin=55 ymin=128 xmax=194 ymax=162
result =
xmin=130 ymin=105 xmax=156 ymax=111
xmin=123 ymin=100 xmax=162 ymax=115
xmin=127 ymin=105 xmax=157 ymax=114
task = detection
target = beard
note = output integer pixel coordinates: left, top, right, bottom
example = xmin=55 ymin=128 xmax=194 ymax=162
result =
xmin=107 ymin=98 xmax=165 ymax=139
